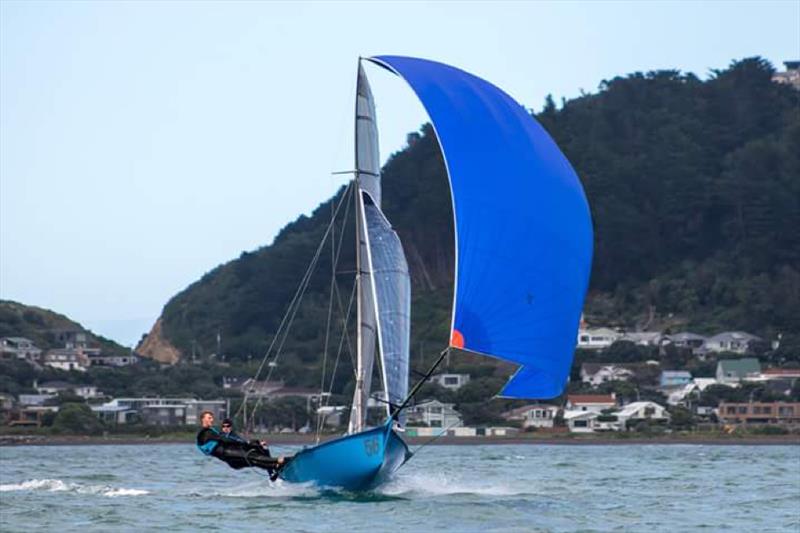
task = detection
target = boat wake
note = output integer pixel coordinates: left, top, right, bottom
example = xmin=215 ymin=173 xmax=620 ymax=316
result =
xmin=0 ymin=478 xmax=149 ymax=497
xmin=378 ymin=471 xmax=538 ymax=498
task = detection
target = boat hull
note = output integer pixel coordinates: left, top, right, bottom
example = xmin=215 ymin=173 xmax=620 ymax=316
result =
xmin=279 ymin=421 xmax=410 ymax=490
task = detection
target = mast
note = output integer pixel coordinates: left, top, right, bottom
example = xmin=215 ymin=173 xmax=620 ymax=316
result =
xmin=349 ymin=59 xmax=381 ymax=434
xmin=351 ymin=168 xmax=365 ymax=433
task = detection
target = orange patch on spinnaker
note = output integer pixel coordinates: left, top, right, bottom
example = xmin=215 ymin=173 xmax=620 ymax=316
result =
xmin=450 ymin=329 xmax=465 ymax=349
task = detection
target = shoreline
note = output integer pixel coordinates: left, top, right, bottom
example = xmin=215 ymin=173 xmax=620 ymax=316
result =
xmin=2 ymin=433 xmax=798 ymax=447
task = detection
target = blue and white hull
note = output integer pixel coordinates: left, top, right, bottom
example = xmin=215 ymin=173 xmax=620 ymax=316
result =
xmin=279 ymin=421 xmax=410 ymax=491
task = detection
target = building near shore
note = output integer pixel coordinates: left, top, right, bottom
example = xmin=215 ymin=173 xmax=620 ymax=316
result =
xmin=91 ymin=397 xmax=226 ymax=425
xmin=407 ymin=399 xmax=463 ymax=429
xmin=718 ymin=402 xmax=800 ymax=425
xmin=502 ymin=404 xmax=559 ymax=429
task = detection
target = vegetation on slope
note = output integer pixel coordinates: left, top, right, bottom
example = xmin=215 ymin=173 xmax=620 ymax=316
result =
xmin=148 ymin=57 xmax=798 ymax=392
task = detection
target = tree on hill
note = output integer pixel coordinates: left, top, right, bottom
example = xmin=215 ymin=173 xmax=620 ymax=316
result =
xmin=146 ymin=57 xmax=797 ymax=395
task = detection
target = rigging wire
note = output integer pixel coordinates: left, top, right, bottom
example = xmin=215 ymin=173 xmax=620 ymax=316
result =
xmin=236 ymin=180 xmax=353 ymax=430
xmin=315 ymin=279 xmax=357 ymax=441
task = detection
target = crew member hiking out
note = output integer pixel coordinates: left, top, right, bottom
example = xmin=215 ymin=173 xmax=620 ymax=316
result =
xmin=196 ymin=411 xmax=289 ymax=480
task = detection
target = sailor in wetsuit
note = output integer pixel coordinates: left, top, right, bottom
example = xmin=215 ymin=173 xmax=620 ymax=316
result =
xmin=196 ymin=411 xmax=288 ymax=479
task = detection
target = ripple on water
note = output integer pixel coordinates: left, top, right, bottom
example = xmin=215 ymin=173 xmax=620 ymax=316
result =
xmin=0 ymin=444 xmax=797 ymax=532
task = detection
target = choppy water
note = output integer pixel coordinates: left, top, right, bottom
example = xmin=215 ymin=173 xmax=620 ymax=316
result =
xmin=1 ymin=443 xmax=798 ymax=532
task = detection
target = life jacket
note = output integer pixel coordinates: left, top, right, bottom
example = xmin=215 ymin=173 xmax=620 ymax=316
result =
xmin=196 ymin=427 xmax=221 ymax=456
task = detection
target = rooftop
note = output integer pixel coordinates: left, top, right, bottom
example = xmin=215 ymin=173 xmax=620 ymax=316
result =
xmin=718 ymin=358 xmax=761 ymax=376
xmin=707 ymin=331 xmax=763 ymax=343
xmin=669 ymin=332 xmax=707 ymax=341
xmin=662 ymin=370 xmax=692 ymax=378
xmin=567 ymin=394 xmax=616 ymax=405
xmin=502 ymin=404 xmax=558 ymax=418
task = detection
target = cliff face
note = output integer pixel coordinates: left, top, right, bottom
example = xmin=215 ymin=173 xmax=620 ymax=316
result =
xmin=136 ymin=318 xmax=182 ymax=364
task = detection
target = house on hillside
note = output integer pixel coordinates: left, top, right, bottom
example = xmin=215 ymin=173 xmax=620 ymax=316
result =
xmin=666 ymin=378 xmax=718 ymax=406
xmin=407 ymin=399 xmax=463 ymax=429
xmin=502 ymin=404 xmax=559 ymax=429
xmin=0 ymin=337 xmax=42 ymax=362
xmin=716 ymin=359 xmax=761 ymax=385
xmin=660 ymin=370 xmax=692 ymax=388
xmin=619 ymin=332 xmax=665 ymax=347
xmin=773 ymin=60 xmax=800 ymax=90
xmin=666 ymin=332 xmax=708 ymax=354
xmin=88 ymin=352 xmax=139 ymax=367
xmin=430 ymin=373 xmax=471 ymax=390
xmin=53 ymin=330 xmax=88 ymax=349
xmin=18 ymin=394 xmax=55 ymax=406
xmin=580 ymin=364 xmax=636 ymax=386
xmin=34 ymin=380 xmax=73 ymax=395
xmin=43 ymin=348 xmax=90 ymax=372
xmin=704 ymin=332 xmax=763 ymax=355
xmin=576 ymin=328 xmax=620 ymax=350
xmin=35 ymin=380 xmax=100 ymax=398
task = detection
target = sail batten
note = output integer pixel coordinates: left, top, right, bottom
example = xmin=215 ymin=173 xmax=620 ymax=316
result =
xmin=368 ymin=55 xmax=593 ymax=399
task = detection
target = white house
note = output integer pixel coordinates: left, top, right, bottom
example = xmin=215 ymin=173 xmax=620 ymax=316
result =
xmin=502 ymin=404 xmax=559 ymax=428
xmin=35 ymin=381 xmax=72 ymax=395
xmin=563 ymin=410 xmax=622 ymax=433
xmin=580 ymin=364 xmax=635 ymax=386
xmin=615 ymin=401 xmax=670 ymax=426
xmin=619 ymin=332 xmax=665 ymax=346
xmin=576 ymin=328 xmax=620 ymax=350
xmin=88 ymin=352 xmax=139 ymax=367
xmin=35 ymin=381 xmax=101 ymax=399
xmin=430 ymin=373 xmax=471 ymax=390
xmin=704 ymin=332 xmax=763 ymax=355
xmin=407 ymin=399 xmax=463 ymax=429
xmin=43 ymin=348 xmax=90 ymax=372
xmin=565 ymin=401 xmax=669 ymax=432
xmin=667 ymin=332 xmax=708 ymax=354
xmin=566 ymin=394 xmax=617 ymax=413
xmin=667 ymin=377 xmax=718 ymax=406
xmin=0 ymin=337 xmax=42 ymax=361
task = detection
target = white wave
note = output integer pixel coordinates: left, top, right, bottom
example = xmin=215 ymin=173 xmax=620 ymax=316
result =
xmin=0 ymin=478 xmax=149 ymax=497
xmin=380 ymin=471 xmax=538 ymax=497
xmin=0 ymin=479 xmax=70 ymax=492
xmin=184 ymin=478 xmax=319 ymax=499
xmin=104 ymin=488 xmax=150 ymax=497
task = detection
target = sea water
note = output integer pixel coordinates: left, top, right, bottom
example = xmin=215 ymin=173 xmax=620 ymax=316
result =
xmin=0 ymin=443 xmax=798 ymax=532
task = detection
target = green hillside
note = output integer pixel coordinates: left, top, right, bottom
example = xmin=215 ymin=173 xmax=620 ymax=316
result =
xmin=0 ymin=300 xmax=129 ymax=357
xmin=155 ymin=57 xmax=799 ymax=389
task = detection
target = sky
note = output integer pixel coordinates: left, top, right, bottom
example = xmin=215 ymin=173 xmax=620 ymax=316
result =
xmin=1 ymin=1 xmax=799 ymax=347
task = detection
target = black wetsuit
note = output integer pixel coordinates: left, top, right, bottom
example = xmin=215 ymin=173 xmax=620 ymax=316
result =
xmin=196 ymin=428 xmax=281 ymax=473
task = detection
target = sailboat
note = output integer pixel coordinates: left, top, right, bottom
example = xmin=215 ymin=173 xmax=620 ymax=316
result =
xmin=276 ymin=55 xmax=593 ymax=490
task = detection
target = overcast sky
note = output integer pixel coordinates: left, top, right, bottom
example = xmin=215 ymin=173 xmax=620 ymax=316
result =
xmin=1 ymin=1 xmax=798 ymax=346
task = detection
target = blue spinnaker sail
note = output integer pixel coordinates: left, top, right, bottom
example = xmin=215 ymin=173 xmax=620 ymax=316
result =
xmin=369 ymin=56 xmax=593 ymax=399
